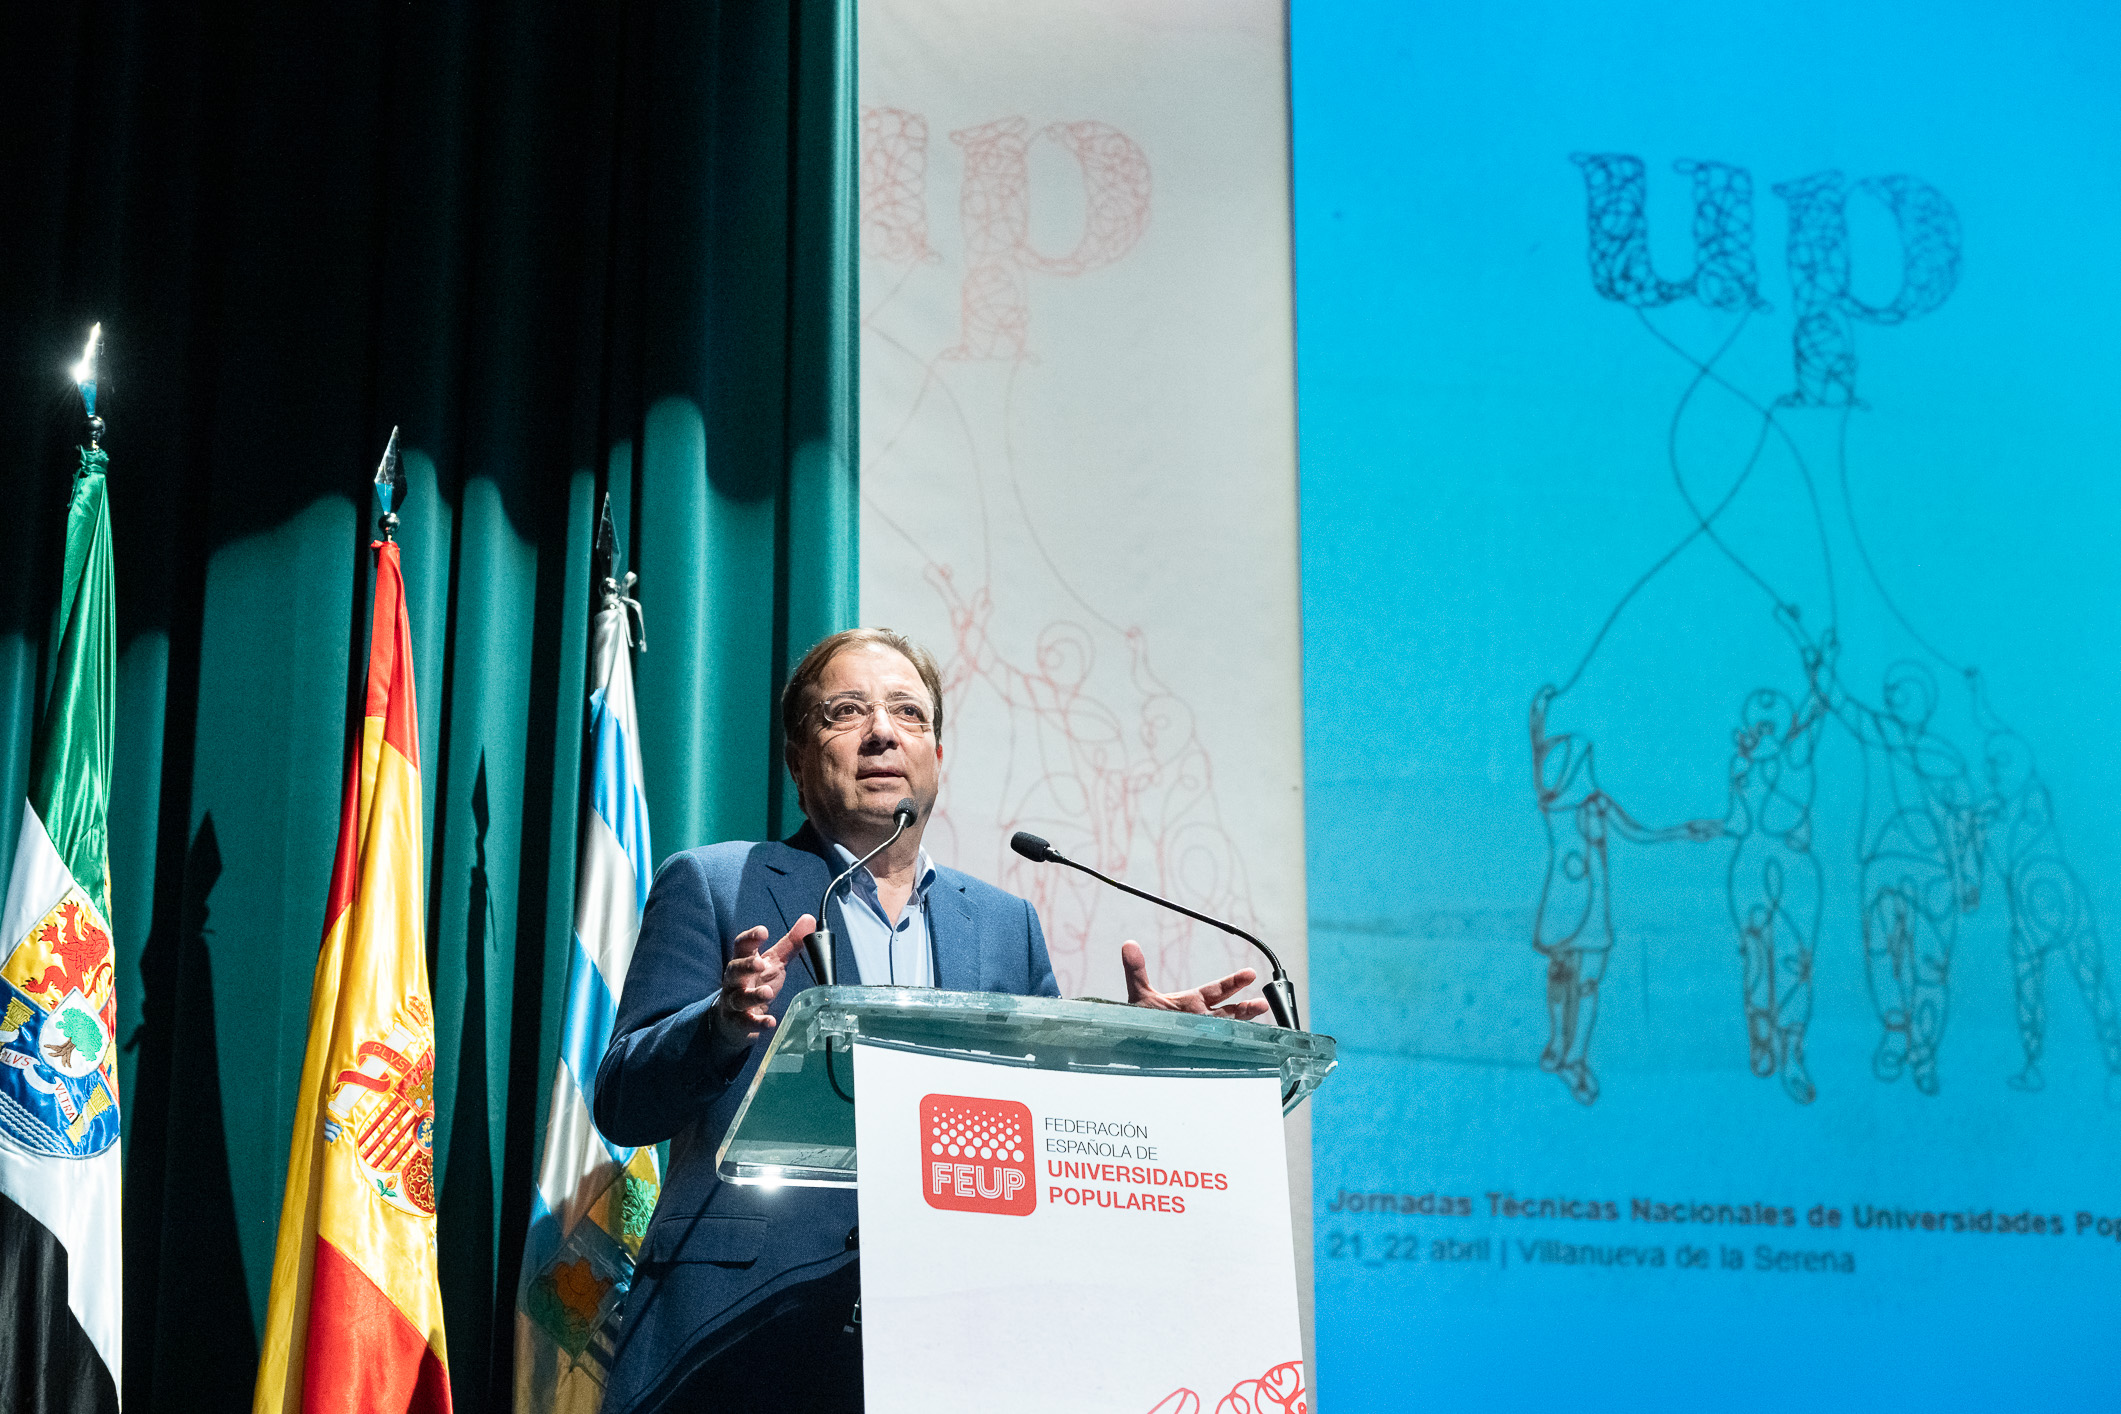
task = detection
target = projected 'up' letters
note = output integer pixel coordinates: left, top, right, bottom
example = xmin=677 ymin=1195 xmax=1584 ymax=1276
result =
xmin=1773 ymin=171 xmax=1961 ymax=405
xmin=862 ymin=107 xmax=1152 ymax=360
xmin=1570 ymin=153 xmax=1960 ymax=405
xmin=1569 ymin=154 xmax=1768 ymax=313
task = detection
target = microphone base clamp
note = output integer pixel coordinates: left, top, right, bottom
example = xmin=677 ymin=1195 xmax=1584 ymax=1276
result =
xmin=806 ymin=926 xmax=838 ymax=988
xmin=1262 ymin=976 xmax=1300 ymax=1032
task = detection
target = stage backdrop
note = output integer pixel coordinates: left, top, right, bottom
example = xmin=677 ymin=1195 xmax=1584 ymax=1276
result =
xmin=0 ymin=5 xmax=856 ymax=1408
xmin=856 ymin=0 xmax=1314 ymax=1370
xmin=1297 ymin=1 xmax=2121 ymax=1410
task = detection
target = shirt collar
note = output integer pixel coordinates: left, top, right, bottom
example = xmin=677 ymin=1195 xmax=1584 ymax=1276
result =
xmin=828 ymin=840 xmax=937 ymax=901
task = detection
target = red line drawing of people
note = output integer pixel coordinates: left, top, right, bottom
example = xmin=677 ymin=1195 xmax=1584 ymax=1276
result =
xmin=1143 ymin=1359 xmax=1306 ymax=1414
xmin=925 ymin=578 xmax=1256 ymax=992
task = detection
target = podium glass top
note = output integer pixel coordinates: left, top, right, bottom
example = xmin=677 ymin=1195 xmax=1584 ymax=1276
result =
xmin=715 ymin=986 xmax=1337 ymax=1188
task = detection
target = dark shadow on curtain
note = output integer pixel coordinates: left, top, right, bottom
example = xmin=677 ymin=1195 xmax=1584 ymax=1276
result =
xmin=116 ymin=372 xmax=215 ymax=1413
xmin=489 ymin=487 xmax=583 ymax=1401
xmin=0 ymin=404 xmax=79 ymax=868
xmin=441 ymin=757 xmax=496 ymax=1407
xmin=142 ymin=815 xmax=258 ymax=1404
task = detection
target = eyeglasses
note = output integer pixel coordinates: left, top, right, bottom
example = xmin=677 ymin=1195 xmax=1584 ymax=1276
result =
xmin=813 ymin=695 xmax=934 ymax=735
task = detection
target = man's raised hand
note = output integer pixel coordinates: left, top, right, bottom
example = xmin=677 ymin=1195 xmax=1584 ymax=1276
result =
xmin=714 ymin=914 xmax=816 ymax=1045
xmin=1119 ymin=940 xmax=1269 ymax=1020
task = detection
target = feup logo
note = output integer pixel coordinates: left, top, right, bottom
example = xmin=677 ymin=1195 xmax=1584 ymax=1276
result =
xmin=922 ymin=1093 xmax=1036 ymax=1216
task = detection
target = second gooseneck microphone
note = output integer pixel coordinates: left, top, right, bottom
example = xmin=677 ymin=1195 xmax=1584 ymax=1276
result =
xmin=807 ymin=797 xmax=919 ymax=988
xmin=1009 ymin=831 xmax=1302 ymax=1030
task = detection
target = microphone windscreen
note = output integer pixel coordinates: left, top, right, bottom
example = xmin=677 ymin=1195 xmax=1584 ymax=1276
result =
xmin=893 ymin=797 xmax=918 ymax=826
xmin=1009 ymin=831 xmax=1053 ymax=862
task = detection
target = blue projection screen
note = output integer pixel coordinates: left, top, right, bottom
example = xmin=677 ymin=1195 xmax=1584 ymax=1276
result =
xmin=1295 ymin=4 xmax=2121 ymax=1410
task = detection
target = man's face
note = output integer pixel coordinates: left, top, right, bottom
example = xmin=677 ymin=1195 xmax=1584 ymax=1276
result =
xmin=790 ymin=643 xmax=944 ymax=844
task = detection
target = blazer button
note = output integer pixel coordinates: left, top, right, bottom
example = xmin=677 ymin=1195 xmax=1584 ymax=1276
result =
xmin=846 ymin=1225 xmax=860 ymax=1250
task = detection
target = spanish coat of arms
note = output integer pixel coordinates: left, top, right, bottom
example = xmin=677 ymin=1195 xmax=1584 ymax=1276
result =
xmin=324 ymin=993 xmax=439 ymax=1216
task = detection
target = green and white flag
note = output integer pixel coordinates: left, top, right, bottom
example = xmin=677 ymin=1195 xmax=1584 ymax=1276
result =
xmin=0 ymin=432 xmax=121 ymax=1413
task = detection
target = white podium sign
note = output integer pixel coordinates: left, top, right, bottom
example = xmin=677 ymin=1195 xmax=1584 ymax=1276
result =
xmin=853 ymin=1041 xmax=1308 ymax=1414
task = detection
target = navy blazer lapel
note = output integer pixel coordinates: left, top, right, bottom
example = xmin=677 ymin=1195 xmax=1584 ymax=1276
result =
xmin=929 ymin=874 xmax=980 ymax=992
xmin=762 ymin=840 xmax=824 ymax=989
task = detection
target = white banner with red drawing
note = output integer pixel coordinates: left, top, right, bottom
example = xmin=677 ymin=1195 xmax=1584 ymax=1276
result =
xmin=856 ymin=0 xmax=1313 ymax=1351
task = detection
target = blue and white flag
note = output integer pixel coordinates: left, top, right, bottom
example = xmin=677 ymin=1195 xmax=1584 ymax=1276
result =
xmin=514 ymin=584 xmax=658 ymax=1414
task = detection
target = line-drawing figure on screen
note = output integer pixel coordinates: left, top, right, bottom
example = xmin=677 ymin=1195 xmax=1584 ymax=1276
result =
xmin=1813 ymin=658 xmax=1986 ymax=1094
xmin=1712 ymin=615 xmax=1835 ymax=1104
xmin=1531 ymin=687 xmax=1718 ymax=1106
xmin=1971 ymin=675 xmax=2121 ymax=1104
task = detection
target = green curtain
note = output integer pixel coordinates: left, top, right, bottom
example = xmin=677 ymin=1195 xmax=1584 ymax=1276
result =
xmin=0 ymin=2 xmax=857 ymax=1409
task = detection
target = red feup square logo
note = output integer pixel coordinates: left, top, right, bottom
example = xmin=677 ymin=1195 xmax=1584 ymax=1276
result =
xmin=921 ymin=1093 xmax=1037 ymax=1216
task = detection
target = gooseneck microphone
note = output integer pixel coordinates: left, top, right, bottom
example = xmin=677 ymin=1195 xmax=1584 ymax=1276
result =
xmin=806 ymin=798 xmax=919 ymax=987
xmin=1009 ymin=831 xmax=1302 ymax=1030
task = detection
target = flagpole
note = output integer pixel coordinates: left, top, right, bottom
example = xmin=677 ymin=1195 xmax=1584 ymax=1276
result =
xmin=373 ymin=425 xmax=403 ymax=541
xmin=70 ymin=322 xmax=102 ymax=453
xmin=594 ymin=492 xmax=646 ymax=652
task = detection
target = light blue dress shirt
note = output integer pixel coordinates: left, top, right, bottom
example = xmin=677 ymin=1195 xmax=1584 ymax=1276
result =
xmin=828 ymin=841 xmax=938 ymax=987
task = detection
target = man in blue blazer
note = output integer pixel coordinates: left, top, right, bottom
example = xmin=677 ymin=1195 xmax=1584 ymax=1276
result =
xmin=594 ymin=628 xmax=1265 ymax=1413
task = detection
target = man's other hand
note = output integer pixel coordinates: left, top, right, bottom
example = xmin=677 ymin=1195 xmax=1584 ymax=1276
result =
xmin=1120 ymin=940 xmax=1269 ymax=1020
xmin=716 ymin=914 xmax=815 ymax=1045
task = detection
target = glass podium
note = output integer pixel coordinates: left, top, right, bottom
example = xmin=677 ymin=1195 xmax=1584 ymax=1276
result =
xmin=715 ymin=986 xmax=1337 ymax=1187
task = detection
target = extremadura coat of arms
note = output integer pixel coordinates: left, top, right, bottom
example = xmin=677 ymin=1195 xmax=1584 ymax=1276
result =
xmin=0 ymin=888 xmax=120 ymax=1159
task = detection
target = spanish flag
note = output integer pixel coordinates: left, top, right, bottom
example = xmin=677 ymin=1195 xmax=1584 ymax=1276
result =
xmin=253 ymin=537 xmax=451 ymax=1413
